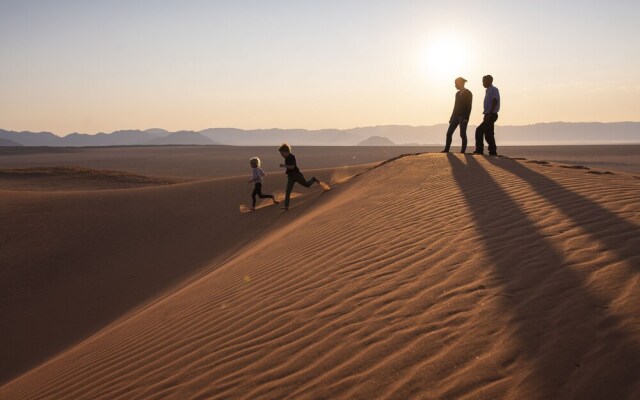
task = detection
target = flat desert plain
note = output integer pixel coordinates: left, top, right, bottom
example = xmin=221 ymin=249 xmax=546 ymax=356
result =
xmin=1 ymin=145 xmax=639 ymax=399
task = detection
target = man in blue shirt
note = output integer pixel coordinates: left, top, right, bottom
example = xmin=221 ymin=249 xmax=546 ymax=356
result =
xmin=473 ymin=75 xmax=500 ymax=155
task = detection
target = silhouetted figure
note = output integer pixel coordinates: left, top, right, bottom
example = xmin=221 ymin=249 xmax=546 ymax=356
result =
xmin=279 ymin=143 xmax=323 ymax=210
xmin=473 ymin=75 xmax=500 ymax=155
xmin=248 ymin=157 xmax=278 ymax=210
xmin=441 ymin=77 xmax=472 ymax=153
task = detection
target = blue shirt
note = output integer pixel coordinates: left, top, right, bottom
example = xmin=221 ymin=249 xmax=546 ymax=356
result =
xmin=483 ymin=85 xmax=500 ymax=114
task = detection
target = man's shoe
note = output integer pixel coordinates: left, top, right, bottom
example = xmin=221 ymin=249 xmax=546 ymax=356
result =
xmin=440 ymin=150 xmax=449 ymax=153
xmin=472 ymin=151 xmax=484 ymax=155
xmin=489 ymin=152 xmax=498 ymax=156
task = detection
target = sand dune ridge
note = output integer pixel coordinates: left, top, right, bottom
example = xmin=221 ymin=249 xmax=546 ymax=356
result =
xmin=1 ymin=154 xmax=638 ymax=399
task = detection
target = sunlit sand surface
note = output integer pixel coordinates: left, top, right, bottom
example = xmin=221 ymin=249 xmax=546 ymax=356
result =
xmin=1 ymin=152 xmax=638 ymax=400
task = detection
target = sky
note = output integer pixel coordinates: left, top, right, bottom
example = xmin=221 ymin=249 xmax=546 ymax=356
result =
xmin=1 ymin=0 xmax=639 ymax=135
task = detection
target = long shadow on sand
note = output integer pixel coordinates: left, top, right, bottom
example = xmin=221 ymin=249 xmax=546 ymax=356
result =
xmin=448 ymin=154 xmax=639 ymax=399
xmin=485 ymin=156 xmax=640 ymax=271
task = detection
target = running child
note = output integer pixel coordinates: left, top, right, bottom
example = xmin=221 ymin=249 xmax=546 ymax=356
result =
xmin=249 ymin=157 xmax=278 ymax=211
xmin=278 ymin=143 xmax=328 ymax=210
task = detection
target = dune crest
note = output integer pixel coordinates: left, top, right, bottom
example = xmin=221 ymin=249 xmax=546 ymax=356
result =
xmin=1 ymin=154 xmax=638 ymax=400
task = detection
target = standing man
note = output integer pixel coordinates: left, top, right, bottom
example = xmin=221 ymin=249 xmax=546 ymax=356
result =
xmin=441 ymin=77 xmax=472 ymax=153
xmin=473 ymin=75 xmax=500 ymax=155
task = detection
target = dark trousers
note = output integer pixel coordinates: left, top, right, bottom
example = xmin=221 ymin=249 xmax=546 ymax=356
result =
xmin=475 ymin=113 xmax=498 ymax=154
xmin=284 ymin=172 xmax=316 ymax=207
xmin=444 ymin=116 xmax=468 ymax=152
xmin=252 ymin=182 xmax=274 ymax=207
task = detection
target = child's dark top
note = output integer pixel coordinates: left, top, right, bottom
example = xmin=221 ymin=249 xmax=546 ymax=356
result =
xmin=285 ymin=153 xmax=300 ymax=175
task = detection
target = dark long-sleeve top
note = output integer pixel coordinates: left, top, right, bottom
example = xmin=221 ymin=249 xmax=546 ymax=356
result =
xmin=450 ymin=89 xmax=472 ymax=120
xmin=284 ymin=153 xmax=300 ymax=175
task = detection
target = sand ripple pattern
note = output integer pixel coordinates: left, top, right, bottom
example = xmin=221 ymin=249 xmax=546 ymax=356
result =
xmin=1 ymin=154 xmax=639 ymax=400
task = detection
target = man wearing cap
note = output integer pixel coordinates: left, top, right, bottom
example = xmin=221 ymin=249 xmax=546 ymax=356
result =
xmin=441 ymin=77 xmax=472 ymax=153
xmin=473 ymin=75 xmax=500 ymax=155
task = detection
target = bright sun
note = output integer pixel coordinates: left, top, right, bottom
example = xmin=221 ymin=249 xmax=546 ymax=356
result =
xmin=423 ymin=36 xmax=467 ymax=80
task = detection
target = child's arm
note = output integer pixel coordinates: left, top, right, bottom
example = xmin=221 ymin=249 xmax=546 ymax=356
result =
xmin=280 ymin=154 xmax=297 ymax=170
xmin=258 ymin=168 xmax=266 ymax=177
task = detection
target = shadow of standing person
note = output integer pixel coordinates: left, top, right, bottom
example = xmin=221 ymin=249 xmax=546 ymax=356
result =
xmin=447 ymin=153 xmax=640 ymax=399
xmin=485 ymin=156 xmax=640 ymax=272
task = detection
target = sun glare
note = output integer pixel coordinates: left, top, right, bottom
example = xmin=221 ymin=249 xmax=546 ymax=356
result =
xmin=423 ymin=36 xmax=467 ymax=81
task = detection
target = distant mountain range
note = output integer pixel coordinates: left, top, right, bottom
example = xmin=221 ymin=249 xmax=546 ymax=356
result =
xmin=1 ymin=122 xmax=638 ymax=147
xmin=0 ymin=138 xmax=22 ymax=146
xmin=357 ymin=136 xmax=397 ymax=146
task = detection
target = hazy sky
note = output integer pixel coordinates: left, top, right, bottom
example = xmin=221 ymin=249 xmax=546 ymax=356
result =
xmin=1 ymin=0 xmax=639 ymax=135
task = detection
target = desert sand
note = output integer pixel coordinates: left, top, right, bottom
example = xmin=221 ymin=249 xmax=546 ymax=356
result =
xmin=0 ymin=146 xmax=431 ymax=180
xmin=1 ymin=145 xmax=639 ymax=179
xmin=1 ymin=151 xmax=639 ymax=399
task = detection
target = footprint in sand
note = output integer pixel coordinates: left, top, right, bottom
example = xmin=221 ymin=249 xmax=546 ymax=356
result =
xmin=586 ymin=170 xmax=615 ymax=175
xmin=560 ymin=165 xmax=590 ymax=170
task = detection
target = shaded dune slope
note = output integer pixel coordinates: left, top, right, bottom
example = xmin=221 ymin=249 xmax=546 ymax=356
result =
xmin=2 ymin=155 xmax=639 ymax=399
xmin=0 ymin=166 xmax=363 ymax=385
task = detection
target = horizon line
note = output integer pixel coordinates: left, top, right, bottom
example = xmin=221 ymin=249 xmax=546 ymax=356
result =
xmin=2 ymin=120 xmax=640 ymax=137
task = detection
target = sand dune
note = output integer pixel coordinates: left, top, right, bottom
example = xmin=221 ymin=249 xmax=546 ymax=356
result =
xmin=0 ymin=146 xmax=431 ymax=180
xmin=0 ymin=166 xmax=176 ymax=191
xmin=0 ymin=165 xmax=365 ymax=385
xmin=1 ymin=154 xmax=639 ymax=399
xmin=2 ymin=145 xmax=637 ymax=179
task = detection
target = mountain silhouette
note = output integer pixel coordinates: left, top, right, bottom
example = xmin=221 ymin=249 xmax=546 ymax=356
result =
xmin=147 ymin=131 xmax=217 ymax=145
xmin=0 ymin=138 xmax=23 ymax=146
xmin=1 ymin=122 xmax=638 ymax=147
xmin=357 ymin=136 xmax=396 ymax=146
